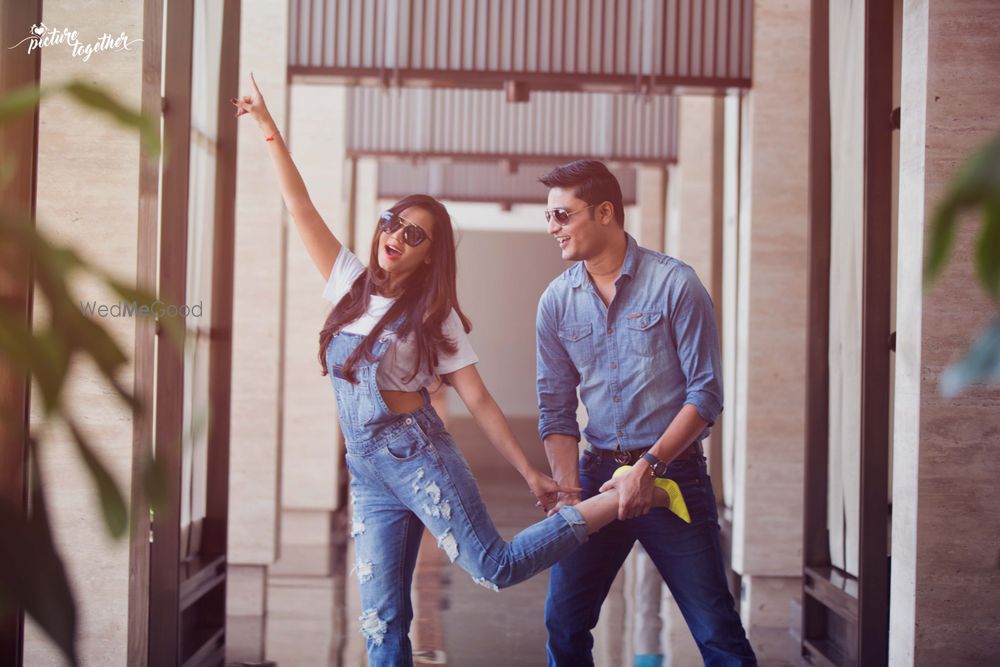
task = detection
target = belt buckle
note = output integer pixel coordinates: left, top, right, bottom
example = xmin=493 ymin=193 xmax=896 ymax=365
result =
xmin=613 ymin=449 xmax=631 ymax=465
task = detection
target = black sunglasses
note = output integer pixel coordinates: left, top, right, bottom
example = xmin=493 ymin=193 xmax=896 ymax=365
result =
xmin=378 ymin=211 xmax=431 ymax=247
xmin=544 ymin=204 xmax=595 ymax=226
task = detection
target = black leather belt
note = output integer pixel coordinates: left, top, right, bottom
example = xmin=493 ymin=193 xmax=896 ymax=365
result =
xmin=586 ymin=441 xmax=703 ymax=465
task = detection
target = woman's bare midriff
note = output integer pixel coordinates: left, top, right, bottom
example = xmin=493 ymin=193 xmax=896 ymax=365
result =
xmin=379 ymin=389 xmax=426 ymax=414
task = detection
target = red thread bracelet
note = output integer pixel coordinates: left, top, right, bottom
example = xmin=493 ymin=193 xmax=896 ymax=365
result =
xmin=265 ymin=134 xmax=275 ymax=142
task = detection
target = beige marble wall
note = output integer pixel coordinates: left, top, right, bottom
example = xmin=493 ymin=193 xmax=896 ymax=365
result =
xmin=728 ymin=0 xmax=811 ymax=659
xmin=228 ymin=0 xmax=287 ymax=567
xmin=23 ymin=2 xmax=144 ymax=663
xmin=891 ymin=1 xmax=1000 ymax=664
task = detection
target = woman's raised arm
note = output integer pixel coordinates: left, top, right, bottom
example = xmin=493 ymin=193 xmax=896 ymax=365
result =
xmin=232 ymin=72 xmax=341 ymax=280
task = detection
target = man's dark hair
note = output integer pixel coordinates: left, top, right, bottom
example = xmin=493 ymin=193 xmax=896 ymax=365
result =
xmin=539 ymin=160 xmax=625 ymax=228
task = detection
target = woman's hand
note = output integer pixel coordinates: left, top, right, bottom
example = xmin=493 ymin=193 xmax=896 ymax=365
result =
xmin=525 ymin=468 xmax=582 ymax=514
xmin=230 ymin=72 xmax=274 ymax=130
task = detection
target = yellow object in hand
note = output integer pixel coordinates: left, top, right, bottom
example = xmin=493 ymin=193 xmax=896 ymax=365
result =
xmin=612 ymin=465 xmax=692 ymax=524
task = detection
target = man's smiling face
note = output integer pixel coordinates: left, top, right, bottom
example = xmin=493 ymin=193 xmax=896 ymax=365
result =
xmin=546 ymin=187 xmax=602 ymax=262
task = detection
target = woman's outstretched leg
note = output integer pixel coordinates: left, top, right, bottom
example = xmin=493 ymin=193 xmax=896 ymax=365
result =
xmin=571 ymin=471 xmax=677 ymax=533
xmin=399 ymin=428 xmax=673 ymax=591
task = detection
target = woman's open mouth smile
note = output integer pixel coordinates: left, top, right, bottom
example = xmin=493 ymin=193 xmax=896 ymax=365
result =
xmin=384 ymin=241 xmax=403 ymax=260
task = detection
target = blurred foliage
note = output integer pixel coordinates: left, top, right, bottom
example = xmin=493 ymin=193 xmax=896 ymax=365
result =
xmin=0 ymin=78 xmax=171 ymax=666
xmin=925 ymin=132 xmax=1000 ymax=397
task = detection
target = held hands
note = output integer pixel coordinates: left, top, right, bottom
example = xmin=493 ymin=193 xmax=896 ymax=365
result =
xmin=525 ymin=468 xmax=581 ymax=515
xmin=230 ymin=72 xmax=273 ymax=130
xmin=544 ymin=489 xmax=582 ymax=518
xmin=599 ymin=465 xmax=656 ymax=520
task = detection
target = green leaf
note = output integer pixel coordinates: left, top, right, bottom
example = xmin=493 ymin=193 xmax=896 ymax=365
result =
xmin=927 ymin=133 xmax=1000 ymax=290
xmin=63 ymin=80 xmax=160 ymax=157
xmin=0 ymin=312 xmax=69 ymax=413
xmin=66 ymin=420 xmax=129 ymax=539
xmin=0 ymin=448 xmax=79 ymax=666
xmin=926 ymin=196 xmax=959 ymax=285
xmin=940 ymin=316 xmax=1000 ymax=397
xmin=0 ymin=83 xmax=49 ymax=125
xmin=975 ymin=197 xmax=1000 ymax=301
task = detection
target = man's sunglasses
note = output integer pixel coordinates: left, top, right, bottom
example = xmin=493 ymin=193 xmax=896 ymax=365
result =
xmin=544 ymin=204 xmax=595 ymax=226
xmin=378 ymin=211 xmax=431 ymax=247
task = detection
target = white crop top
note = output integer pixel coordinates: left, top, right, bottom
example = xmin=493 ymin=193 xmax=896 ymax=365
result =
xmin=322 ymin=246 xmax=479 ymax=391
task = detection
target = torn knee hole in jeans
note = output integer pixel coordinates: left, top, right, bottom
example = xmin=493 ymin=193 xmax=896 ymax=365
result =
xmin=359 ymin=608 xmax=388 ymax=645
xmin=352 ymin=559 xmax=374 ymax=584
xmin=351 ymin=514 xmax=366 ymax=537
xmin=472 ymin=576 xmax=500 ymax=592
xmin=436 ymin=529 xmax=459 ymax=562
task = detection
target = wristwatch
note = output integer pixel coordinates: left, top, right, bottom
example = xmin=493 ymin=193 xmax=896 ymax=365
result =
xmin=641 ymin=451 xmax=669 ymax=477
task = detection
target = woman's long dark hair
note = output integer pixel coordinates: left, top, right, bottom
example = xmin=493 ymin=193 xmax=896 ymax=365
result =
xmin=317 ymin=194 xmax=471 ymax=385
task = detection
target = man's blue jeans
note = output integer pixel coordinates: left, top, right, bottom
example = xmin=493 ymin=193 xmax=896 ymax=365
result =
xmin=545 ymin=449 xmax=757 ymax=666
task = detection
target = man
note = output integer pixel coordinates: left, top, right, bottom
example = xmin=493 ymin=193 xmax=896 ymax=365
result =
xmin=535 ymin=160 xmax=756 ymax=666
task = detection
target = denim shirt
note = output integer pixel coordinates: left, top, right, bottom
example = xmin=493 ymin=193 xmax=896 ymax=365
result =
xmin=535 ymin=233 xmax=723 ymax=451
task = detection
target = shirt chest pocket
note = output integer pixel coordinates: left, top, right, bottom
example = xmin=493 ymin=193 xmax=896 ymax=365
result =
xmin=558 ymin=322 xmax=596 ymax=370
xmin=623 ymin=311 xmax=664 ymax=359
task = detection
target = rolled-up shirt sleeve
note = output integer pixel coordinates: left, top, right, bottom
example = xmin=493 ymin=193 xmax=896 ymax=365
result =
xmin=669 ymin=266 xmax=724 ymax=425
xmin=536 ymin=288 xmax=581 ymax=443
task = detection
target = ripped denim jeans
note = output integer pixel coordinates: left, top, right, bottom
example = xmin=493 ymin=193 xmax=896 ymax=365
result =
xmin=327 ymin=331 xmax=588 ymax=666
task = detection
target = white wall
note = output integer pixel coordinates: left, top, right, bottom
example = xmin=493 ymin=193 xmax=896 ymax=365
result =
xmin=447 ymin=217 xmax=567 ymax=418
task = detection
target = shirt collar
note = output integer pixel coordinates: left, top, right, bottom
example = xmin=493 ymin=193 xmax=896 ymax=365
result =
xmin=569 ymin=232 xmax=640 ymax=289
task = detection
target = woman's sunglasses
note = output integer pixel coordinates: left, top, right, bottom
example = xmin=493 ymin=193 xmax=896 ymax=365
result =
xmin=378 ymin=211 xmax=431 ymax=247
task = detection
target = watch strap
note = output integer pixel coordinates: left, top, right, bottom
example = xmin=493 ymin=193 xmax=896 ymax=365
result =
xmin=641 ymin=451 xmax=666 ymax=476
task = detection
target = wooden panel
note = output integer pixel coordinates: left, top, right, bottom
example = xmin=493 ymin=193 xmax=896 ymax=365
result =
xmin=148 ymin=0 xmax=195 ymax=664
xmin=0 ymin=0 xmax=42 ymax=663
xmin=857 ymin=0 xmax=894 ymax=662
xmin=802 ymin=0 xmax=832 ymax=660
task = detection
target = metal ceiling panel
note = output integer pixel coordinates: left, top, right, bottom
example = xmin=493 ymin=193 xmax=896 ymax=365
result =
xmin=289 ymin=0 xmax=752 ymax=93
xmin=347 ymin=87 xmax=678 ymax=164
xmin=376 ymin=160 xmax=638 ymax=206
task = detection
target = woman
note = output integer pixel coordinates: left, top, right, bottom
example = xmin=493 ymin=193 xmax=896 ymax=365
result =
xmin=231 ymin=74 xmax=682 ymax=665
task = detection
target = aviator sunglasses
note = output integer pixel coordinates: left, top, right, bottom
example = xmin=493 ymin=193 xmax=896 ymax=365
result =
xmin=544 ymin=204 xmax=595 ymax=226
xmin=378 ymin=210 xmax=431 ymax=247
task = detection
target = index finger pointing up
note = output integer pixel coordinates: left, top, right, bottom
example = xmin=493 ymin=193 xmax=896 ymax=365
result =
xmin=250 ymin=71 xmax=261 ymax=96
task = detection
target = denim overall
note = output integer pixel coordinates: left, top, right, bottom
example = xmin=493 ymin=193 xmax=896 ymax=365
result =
xmin=325 ymin=325 xmax=589 ymax=666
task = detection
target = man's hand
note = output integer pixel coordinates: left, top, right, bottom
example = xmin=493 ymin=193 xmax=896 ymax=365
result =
xmin=544 ymin=488 xmax=582 ymax=517
xmin=599 ymin=466 xmax=656 ymax=520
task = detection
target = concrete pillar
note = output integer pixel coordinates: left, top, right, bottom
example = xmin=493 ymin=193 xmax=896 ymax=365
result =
xmin=671 ymin=95 xmax=727 ymax=501
xmin=729 ymin=0 xmax=812 ymax=660
xmin=668 ymin=97 xmax=723 ymax=286
xmin=226 ymin=0 xmax=288 ymax=623
xmin=633 ymin=167 xmax=667 ymax=252
xmin=890 ymin=1 xmax=1000 ymax=664
xmin=282 ymin=83 xmax=348 ymax=514
xmin=22 ymin=3 xmax=144 ymax=663
xmin=352 ymin=158 xmax=380 ymax=257
xmin=269 ymin=83 xmax=353 ymax=588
